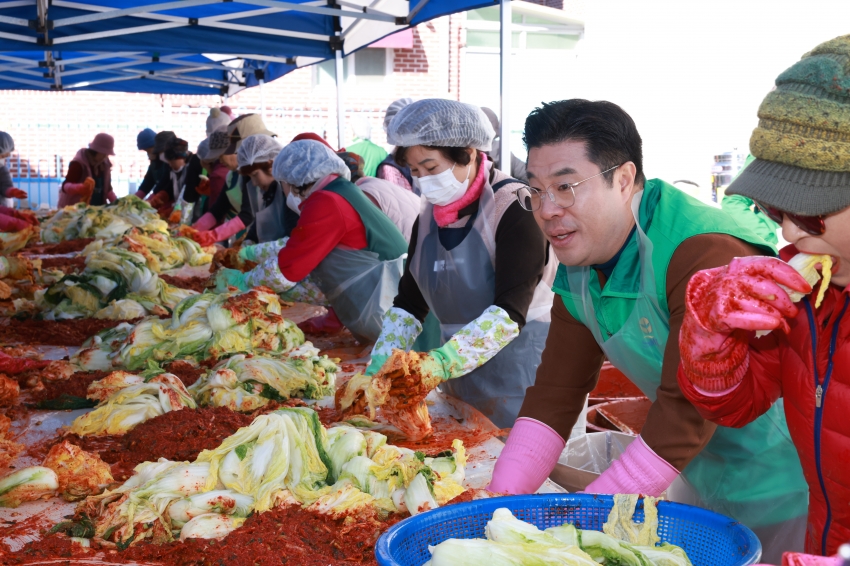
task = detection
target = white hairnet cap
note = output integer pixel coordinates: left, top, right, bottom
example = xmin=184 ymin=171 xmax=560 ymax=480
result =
xmin=0 ymin=131 xmax=14 ymax=155
xmin=273 ymin=140 xmax=351 ymax=187
xmin=387 ymin=99 xmax=494 ymax=151
xmin=383 ymin=97 xmax=413 ymax=132
xmin=237 ymin=134 xmax=283 ymax=169
xmin=196 ymin=138 xmax=211 ymax=161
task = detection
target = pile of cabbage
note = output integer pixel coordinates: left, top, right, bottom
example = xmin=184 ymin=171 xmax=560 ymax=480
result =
xmin=73 ymin=407 xmax=466 ymax=547
xmin=82 ymin=228 xmax=213 ymax=273
xmin=32 ymin=246 xmax=197 ymax=320
xmin=65 ymin=345 xmax=339 ymax=435
xmin=1 ymin=225 xmax=39 ymax=255
xmin=72 ymin=289 xmax=305 ymax=371
xmin=69 ymin=372 xmax=196 ymax=436
xmin=426 ymin=496 xmax=693 ymax=566
xmin=189 ymin=346 xmax=338 ymax=411
xmin=41 ymin=196 xmax=166 ymax=243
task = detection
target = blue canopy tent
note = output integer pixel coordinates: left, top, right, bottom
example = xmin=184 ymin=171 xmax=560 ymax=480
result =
xmin=0 ymin=51 xmax=260 ymax=93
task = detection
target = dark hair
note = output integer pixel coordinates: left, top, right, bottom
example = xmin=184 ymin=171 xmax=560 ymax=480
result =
xmin=393 ymin=146 xmax=474 ymax=168
xmin=523 ymin=99 xmax=644 ymax=186
xmin=239 ymin=161 xmax=273 ymax=176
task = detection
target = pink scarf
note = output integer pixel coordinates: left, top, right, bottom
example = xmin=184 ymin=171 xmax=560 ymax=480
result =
xmin=433 ymin=153 xmax=488 ymax=227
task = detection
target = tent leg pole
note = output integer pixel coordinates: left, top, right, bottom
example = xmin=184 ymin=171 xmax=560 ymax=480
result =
xmin=335 ymin=50 xmax=345 ymax=149
xmin=259 ymin=78 xmax=265 ymax=119
xmin=499 ymin=0 xmax=511 ymax=172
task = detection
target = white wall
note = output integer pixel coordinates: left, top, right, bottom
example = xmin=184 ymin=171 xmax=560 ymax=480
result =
xmin=565 ymin=0 xmax=850 ymax=192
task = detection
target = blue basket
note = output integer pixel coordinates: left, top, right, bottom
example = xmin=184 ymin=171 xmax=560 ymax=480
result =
xmin=376 ymin=494 xmax=762 ymax=566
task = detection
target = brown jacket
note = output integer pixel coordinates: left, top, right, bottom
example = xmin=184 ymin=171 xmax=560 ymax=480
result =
xmin=518 ymin=233 xmax=762 ymax=471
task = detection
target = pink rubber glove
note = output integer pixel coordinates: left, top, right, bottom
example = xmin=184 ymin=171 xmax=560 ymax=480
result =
xmin=134 ymin=189 xmax=147 ymax=199
xmin=781 ymin=553 xmax=843 ymax=566
xmin=210 ymin=216 xmax=245 ymax=243
xmin=487 ymin=418 xmax=565 ymax=494
xmin=680 ymin=256 xmax=811 ymax=392
xmin=106 ymin=190 xmax=117 ymax=203
xmin=0 ymin=213 xmax=28 ymax=232
xmin=63 ymin=178 xmax=94 ymax=197
xmin=584 ymin=436 xmax=679 ymax=497
xmin=193 ymin=212 xmax=218 ymax=232
xmin=298 ymin=308 xmax=344 ymax=335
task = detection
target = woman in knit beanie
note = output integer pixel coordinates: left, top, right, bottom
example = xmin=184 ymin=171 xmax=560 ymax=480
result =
xmin=677 ymin=35 xmax=850 ymax=557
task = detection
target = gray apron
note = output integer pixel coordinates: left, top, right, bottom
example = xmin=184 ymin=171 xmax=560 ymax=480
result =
xmin=310 ymin=247 xmax=405 ymax=344
xmin=248 ymin=180 xmax=288 ymax=243
xmin=410 ymin=176 xmax=554 ymax=428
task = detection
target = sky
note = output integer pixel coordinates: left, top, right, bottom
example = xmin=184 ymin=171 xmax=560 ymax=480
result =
xmin=518 ymin=0 xmax=850 ymax=200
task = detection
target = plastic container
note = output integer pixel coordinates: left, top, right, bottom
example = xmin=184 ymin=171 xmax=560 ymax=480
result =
xmin=376 ymin=493 xmax=762 ymax=566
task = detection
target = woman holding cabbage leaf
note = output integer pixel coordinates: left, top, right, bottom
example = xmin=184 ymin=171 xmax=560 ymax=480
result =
xmin=339 ymin=99 xmax=555 ymax=432
xmin=213 ymin=139 xmax=408 ymax=345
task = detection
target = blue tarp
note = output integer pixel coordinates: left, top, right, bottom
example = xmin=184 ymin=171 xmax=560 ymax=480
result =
xmin=0 ymin=51 xmax=256 ymax=93
xmin=0 ymin=0 xmax=497 ymax=60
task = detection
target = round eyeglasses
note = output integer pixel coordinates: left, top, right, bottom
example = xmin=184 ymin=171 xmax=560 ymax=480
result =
xmin=515 ymin=164 xmax=622 ymax=212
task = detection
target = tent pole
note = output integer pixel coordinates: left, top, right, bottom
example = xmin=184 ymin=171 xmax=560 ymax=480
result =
xmin=335 ymin=49 xmax=345 ymax=148
xmin=259 ymin=78 xmax=265 ymax=119
xmin=499 ymin=0 xmax=511 ymax=172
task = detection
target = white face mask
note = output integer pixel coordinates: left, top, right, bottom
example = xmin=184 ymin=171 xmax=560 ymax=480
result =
xmin=413 ymin=163 xmax=470 ymax=206
xmin=286 ymin=191 xmax=303 ymax=215
xmin=0 ymin=158 xmax=5 ymax=167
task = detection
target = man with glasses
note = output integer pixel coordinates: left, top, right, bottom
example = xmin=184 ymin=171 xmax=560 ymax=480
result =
xmin=677 ymin=35 xmax=850 ymax=557
xmin=488 ymin=99 xmax=809 ymax=561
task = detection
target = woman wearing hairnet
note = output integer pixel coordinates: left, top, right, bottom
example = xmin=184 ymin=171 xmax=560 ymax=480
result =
xmin=346 ymin=99 xmax=555 ymax=428
xmin=213 ymin=139 xmax=408 ymax=343
xmin=59 ymin=133 xmax=117 ymax=207
xmin=0 ymin=131 xmax=37 ymax=233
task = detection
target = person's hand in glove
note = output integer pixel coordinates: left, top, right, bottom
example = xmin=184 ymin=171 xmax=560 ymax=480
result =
xmin=63 ymin=177 xmax=95 ymax=202
xmin=680 ymin=255 xmax=812 ymax=392
xmin=192 ymin=230 xmax=218 ymax=247
xmin=5 ymin=188 xmax=27 ymax=199
xmin=5 ymin=208 xmax=38 ymax=227
xmin=147 ymin=190 xmax=170 ymax=209
xmin=105 ymin=190 xmax=118 ymax=204
xmin=213 ymin=268 xmax=249 ymax=292
xmin=196 ymin=175 xmax=210 ymax=196
xmin=298 ymin=307 xmax=344 ymax=335
xmin=168 ymin=208 xmax=182 ymax=224
xmin=0 ymin=212 xmax=28 ymax=232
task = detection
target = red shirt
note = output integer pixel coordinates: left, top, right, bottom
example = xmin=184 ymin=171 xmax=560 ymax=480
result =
xmin=277 ymin=189 xmax=367 ymax=282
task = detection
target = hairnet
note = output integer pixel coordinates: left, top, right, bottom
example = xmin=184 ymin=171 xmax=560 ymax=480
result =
xmin=237 ymin=134 xmax=283 ymax=169
xmin=383 ymin=98 xmax=413 ymax=133
xmin=0 ymin=131 xmax=14 ymax=155
xmin=196 ymin=138 xmax=211 ymax=161
xmin=387 ymin=99 xmax=494 ymax=151
xmin=273 ymin=140 xmax=351 ymax=187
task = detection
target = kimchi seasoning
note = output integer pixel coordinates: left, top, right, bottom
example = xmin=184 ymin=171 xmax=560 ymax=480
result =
xmin=159 ymin=274 xmax=210 ymax=294
xmin=0 ymin=318 xmax=143 ymax=346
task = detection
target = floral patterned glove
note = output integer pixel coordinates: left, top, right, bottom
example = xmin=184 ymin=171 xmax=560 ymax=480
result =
xmin=238 ymin=237 xmax=289 ymax=264
xmin=366 ymin=307 xmax=424 ymax=376
xmin=421 ymin=305 xmax=520 ymax=381
xmin=279 ymin=276 xmax=329 ymax=306
xmin=243 ymin=256 xmax=297 ymax=294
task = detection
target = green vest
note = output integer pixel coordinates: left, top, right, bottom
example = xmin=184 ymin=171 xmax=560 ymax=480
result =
xmin=323 ymin=177 xmax=407 ymax=261
xmin=554 ymin=179 xmax=808 ymax=527
xmin=555 ymin=178 xmax=775 ymax=331
xmin=345 ymin=139 xmax=389 ymax=178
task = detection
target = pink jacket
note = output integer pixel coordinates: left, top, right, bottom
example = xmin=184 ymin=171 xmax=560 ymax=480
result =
xmin=58 ymin=148 xmax=112 ymax=207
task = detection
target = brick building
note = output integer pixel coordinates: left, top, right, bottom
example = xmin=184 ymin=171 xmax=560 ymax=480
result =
xmin=0 ymin=0 xmax=583 ymax=206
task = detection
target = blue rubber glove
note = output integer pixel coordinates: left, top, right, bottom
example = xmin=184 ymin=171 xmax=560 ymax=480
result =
xmin=214 ymin=268 xmax=249 ymax=293
xmin=365 ymin=354 xmax=388 ymax=377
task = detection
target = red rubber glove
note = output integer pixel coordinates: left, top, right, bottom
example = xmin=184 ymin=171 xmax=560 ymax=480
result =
xmin=196 ymin=176 xmax=211 ymax=196
xmin=4 ymin=208 xmax=38 ymax=226
xmin=192 ymin=230 xmax=218 ymax=247
xmin=147 ymin=191 xmax=170 ymax=209
xmin=297 ymin=308 xmax=344 ymax=335
xmin=63 ymin=177 xmax=95 ymax=197
xmin=5 ymin=188 xmax=27 ymax=199
xmin=0 ymin=213 xmax=28 ymax=232
xmin=679 ymin=256 xmax=811 ymax=392
xmin=105 ymin=190 xmax=118 ymax=204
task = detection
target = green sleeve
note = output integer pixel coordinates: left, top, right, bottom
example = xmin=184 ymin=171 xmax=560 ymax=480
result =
xmin=721 ymin=194 xmax=779 ymax=246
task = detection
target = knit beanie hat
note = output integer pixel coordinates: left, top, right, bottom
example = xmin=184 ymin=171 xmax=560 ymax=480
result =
xmin=136 ymin=128 xmax=156 ymax=151
xmin=291 ymin=132 xmax=334 ymax=150
xmin=337 ymin=151 xmax=365 ymax=182
xmin=206 ymin=107 xmax=232 ymax=136
xmin=154 ymin=131 xmax=176 ymax=154
xmin=727 ymin=35 xmax=850 ymax=215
